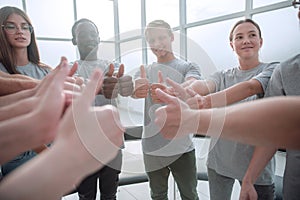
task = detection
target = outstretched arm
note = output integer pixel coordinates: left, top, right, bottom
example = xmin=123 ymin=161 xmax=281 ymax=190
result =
xmin=0 ymin=71 xmax=39 ymax=96
xmin=0 ymin=69 xmax=124 ymax=200
xmin=155 ymin=89 xmax=300 ymax=149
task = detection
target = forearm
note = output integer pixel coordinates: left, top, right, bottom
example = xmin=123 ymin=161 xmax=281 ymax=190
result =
xmin=206 ymin=79 xmax=263 ymax=108
xmin=0 ymin=97 xmax=35 ymax=120
xmin=243 ymin=147 xmax=277 ymax=184
xmin=0 ymin=88 xmax=36 ymax=107
xmin=0 ymin=142 xmax=102 ymax=200
xmin=0 ymin=115 xmax=38 ymax=164
xmin=0 ymin=78 xmax=38 ymax=96
xmin=199 ymin=97 xmax=300 ymax=148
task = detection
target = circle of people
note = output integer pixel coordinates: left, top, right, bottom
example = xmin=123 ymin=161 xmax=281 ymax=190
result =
xmin=0 ymin=4 xmax=299 ymax=200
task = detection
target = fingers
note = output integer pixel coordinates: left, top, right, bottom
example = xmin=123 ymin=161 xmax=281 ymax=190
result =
xmin=76 ymin=69 xmax=103 ymax=107
xmin=140 ymin=65 xmax=146 ymax=78
xmin=134 ymin=65 xmax=149 ymax=98
xmin=155 ymin=88 xmax=176 ymax=105
xmin=106 ymin=63 xmax=115 ymax=77
xmin=68 ymin=62 xmax=78 ymax=77
xmin=165 ymin=78 xmax=188 ymax=101
xmin=118 ymin=75 xmax=134 ymax=97
xmin=36 ymin=57 xmax=70 ymax=96
xmin=103 ymin=76 xmax=118 ymax=99
xmin=186 ymin=87 xmax=197 ymax=97
xmin=116 ymin=64 xmax=124 ymax=78
xmin=158 ymin=70 xmax=164 ymax=84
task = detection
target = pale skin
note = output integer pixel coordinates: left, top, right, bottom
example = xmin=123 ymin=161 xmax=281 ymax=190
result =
xmin=0 ymin=57 xmax=83 ymax=164
xmin=154 ymin=88 xmax=300 ymax=149
xmin=0 ymin=61 xmax=124 ymax=200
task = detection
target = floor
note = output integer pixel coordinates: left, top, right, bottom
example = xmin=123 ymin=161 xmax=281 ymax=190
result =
xmin=63 ymin=137 xmax=286 ymax=200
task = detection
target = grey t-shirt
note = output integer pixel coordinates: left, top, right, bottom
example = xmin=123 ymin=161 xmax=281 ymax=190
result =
xmin=75 ymin=59 xmax=116 ymax=106
xmin=138 ymin=58 xmax=202 ymax=156
xmin=265 ymin=54 xmax=300 ymax=199
xmin=0 ymin=62 xmax=50 ymax=79
xmin=207 ymin=62 xmax=278 ymax=184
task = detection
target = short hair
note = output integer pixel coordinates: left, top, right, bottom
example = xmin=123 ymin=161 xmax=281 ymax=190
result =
xmin=71 ymin=18 xmax=99 ymax=39
xmin=229 ymin=18 xmax=262 ymax=42
xmin=144 ymin=20 xmax=173 ymax=41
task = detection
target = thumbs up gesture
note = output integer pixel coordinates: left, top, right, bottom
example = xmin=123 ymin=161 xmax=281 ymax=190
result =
xmin=117 ymin=64 xmax=134 ymax=97
xmin=150 ymin=71 xmax=167 ymax=104
xmin=133 ymin=65 xmax=150 ymax=98
xmin=102 ymin=63 xmax=119 ymax=99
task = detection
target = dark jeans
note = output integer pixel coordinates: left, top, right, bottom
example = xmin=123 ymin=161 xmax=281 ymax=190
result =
xmin=1 ymin=151 xmax=36 ymax=176
xmin=208 ymin=168 xmax=275 ymax=200
xmin=77 ymin=150 xmax=122 ymax=200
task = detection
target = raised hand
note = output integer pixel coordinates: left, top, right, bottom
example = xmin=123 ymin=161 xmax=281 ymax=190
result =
xmin=117 ymin=64 xmax=134 ymax=97
xmin=150 ymin=71 xmax=167 ymax=103
xmin=56 ymin=69 xmax=124 ymax=168
xmin=185 ymin=88 xmax=211 ymax=109
xmin=165 ymin=78 xmax=191 ymax=101
xmin=102 ymin=63 xmax=119 ymax=99
xmin=133 ymin=65 xmax=150 ymax=98
xmin=154 ymin=88 xmax=199 ymax=139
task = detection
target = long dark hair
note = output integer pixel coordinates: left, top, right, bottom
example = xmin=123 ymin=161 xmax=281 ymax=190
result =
xmin=0 ymin=6 xmax=50 ymax=74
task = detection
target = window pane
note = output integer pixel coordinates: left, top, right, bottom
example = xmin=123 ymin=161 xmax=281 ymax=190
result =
xmin=37 ymin=40 xmax=77 ymax=68
xmin=253 ymin=0 xmax=285 ymax=8
xmin=120 ymin=39 xmax=143 ymax=74
xmin=26 ymin=0 xmax=74 ymax=38
xmin=253 ymin=7 xmax=300 ymax=63
xmin=146 ymin=0 xmax=179 ymax=27
xmin=187 ymin=18 xmax=242 ymax=76
xmin=76 ymin=0 xmax=114 ymax=40
xmin=0 ymin=0 xmax=23 ymax=9
xmin=186 ymin=0 xmax=244 ymax=23
xmin=98 ymin=42 xmax=115 ymax=62
xmin=119 ymin=39 xmax=144 ymax=127
xmin=119 ymin=0 xmax=141 ymax=38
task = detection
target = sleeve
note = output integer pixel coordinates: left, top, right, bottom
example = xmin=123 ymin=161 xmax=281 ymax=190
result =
xmin=253 ymin=62 xmax=279 ymax=93
xmin=185 ymin=62 xmax=203 ymax=80
xmin=207 ymin=71 xmax=222 ymax=92
xmin=265 ymin=65 xmax=285 ymax=97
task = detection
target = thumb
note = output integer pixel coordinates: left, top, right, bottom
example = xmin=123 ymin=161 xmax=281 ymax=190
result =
xmin=68 ymin=62 xmax=78 ymax=76
xmin=116 ymin=64 xmax=124 ymax=78
xmin=106 ymin=63 xmax=114 ymax=77
xmin=156 ymin=88 xmax=176 ymax=105
xmin=158 ymin=70 xmax=164 ymax=84
xmin=140 ymin=65 xmax=146 ymax=78
xmin=186 ymin=87 xmax=197 ymax=97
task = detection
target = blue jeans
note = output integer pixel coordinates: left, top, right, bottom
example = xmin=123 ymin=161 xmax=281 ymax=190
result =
xmin=1 ymin=150 xmax=36 ymax=176
xmin=208 ymin=168 xmax=275 ymax=200
xmin=144 ymin=150 xmax=199 ymax=200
